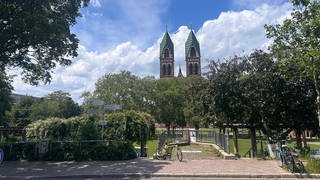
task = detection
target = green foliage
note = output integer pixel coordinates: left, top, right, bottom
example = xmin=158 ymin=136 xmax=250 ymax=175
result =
xmin=155 ymin=78 xmax=186 ymax=128
xmin=305 ymin=159 xmax=320 ymax=173
xmin=0 ymin=0 xmax=89 ymax=85
xmin=30 ymin=91 xmax=81 ymax=121
xmin=0 ymin=141 xmax=136 ymax=161
xmin=0 ymin=72 xmax=13 ymax=126
xmin=265 ymin=0 xmax=320 ymax=127
xmin=6 ymin=96 xmax=37 ymax=127
xmin=88 ymin=71 xmax=210 ymax=129
xmin=25 ymin=115 xmax=98 ymax=141
xmin=204 ymin=50 xmax=318 ymax=139
xmin=104 ymin=110 xmax=155 ymax=143
xmin=183 ymin=76 xmax=208 ymax=128
xmin=91 ymin=71 xmax=157 ymax=114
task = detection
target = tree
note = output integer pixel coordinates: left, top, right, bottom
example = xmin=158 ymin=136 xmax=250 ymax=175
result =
xmin=0 ymin=0 xmax=89 ymax=85
xmin=6 ymin=95 xmax=36 ymax=127
xmin=265 ymin=0 xmax=320 ymax=127
xmin=94 ymin=71 xmax=139 ymax=110
xmin=91 ymin=71 xmax=157 ymax=114
xmin=104 ymin=110 xmax=155 ymax=157
xmin=0 ymin=72 xmax=12 ymax=126
xmin=30 ymin=91 xmax=81 ymax=120
xmin=155 ymin=78 xmax=186 ymax=130
xmin=183 ymin=76 xmax=208 ymax=129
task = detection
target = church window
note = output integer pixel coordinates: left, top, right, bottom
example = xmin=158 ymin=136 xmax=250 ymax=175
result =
xmin=168 ymin=64 xmax=171 ymax=75
xmin=194 ymin=63 xmax=198 ymax=74
xmin=164 ymin=48 xmax=169 ymax=58
xmin=190 ymin=47 xmax=196 ymax=57
xmin=189 ymin=63 xmax=193 ymax=75
xmin=163 ymin=64 xmax=166 ymax=75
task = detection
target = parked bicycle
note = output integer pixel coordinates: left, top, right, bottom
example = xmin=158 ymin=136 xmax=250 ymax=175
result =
xmin=274 ymin=139 xmax=304 ymax=173
xmin=153 ymin=143 xmax=183 ymax=162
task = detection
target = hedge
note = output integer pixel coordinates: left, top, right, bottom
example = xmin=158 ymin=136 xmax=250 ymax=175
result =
xmin=0 ymin=140 xmax=136 ymax=161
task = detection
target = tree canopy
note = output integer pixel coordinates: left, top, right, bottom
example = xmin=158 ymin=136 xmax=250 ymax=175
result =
xmin=0 ymin=0 xmax=89 ymax=85
xmin=265 ymin=0 xmax=320 ymax=127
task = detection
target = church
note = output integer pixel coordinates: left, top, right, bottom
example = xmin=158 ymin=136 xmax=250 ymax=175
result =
xmin=159 ymin=29 xmax=201 ymax=78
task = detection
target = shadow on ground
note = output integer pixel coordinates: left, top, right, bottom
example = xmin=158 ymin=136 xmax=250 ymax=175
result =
xmin=0 ymin=158 xmax=170 ymax=179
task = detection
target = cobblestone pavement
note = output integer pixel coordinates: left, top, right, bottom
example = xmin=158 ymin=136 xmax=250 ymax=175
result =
xmin=0 ymin=158 xmax=314 ymax=179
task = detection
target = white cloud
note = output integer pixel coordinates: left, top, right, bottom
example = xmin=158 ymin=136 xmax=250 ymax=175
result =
xmin=12 ymin=3 xmax=291 ymax=103
xmin=74 ymin=0 xmax=169 ymax=52
xmin=90 ymin=0 xmax=101 ymax=7
xmin=197 ymin=3 xmax=291 ymax=61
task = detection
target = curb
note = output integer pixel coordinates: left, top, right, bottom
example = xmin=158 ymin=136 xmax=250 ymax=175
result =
xmin=1 ymin=173 xmax=320 ymax=179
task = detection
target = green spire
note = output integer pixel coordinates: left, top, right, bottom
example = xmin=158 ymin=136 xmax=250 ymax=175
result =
xmin=185 ymin=30 xmax=200 ymax=57
xmin=160 ymin=31 xmax=174 ymax=57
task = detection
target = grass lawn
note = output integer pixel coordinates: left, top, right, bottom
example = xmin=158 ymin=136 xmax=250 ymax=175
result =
xmin=133 ymin=139 xmax=159 ymax=158
xmin=228 ymin=138 xmax=268 ymax=157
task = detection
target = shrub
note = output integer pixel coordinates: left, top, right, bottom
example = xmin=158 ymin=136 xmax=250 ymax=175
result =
xmin=305 ymin=159 xmax=320 ymax=173
xmin=25 ymin=115 xmax=99 ymax=141
xmin=0 ymin=141 xmax=136 ymax=161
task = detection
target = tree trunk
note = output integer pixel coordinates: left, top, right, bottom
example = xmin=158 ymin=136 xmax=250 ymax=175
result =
xmin=140 ymin=141 xmax=146 ymax=157
xmin=233 ymin=127 xmax=239 ymax=154
xmin=302 ymin=130 xmax=307 ymax=148
xmin=249 ymin=127 xmax=257 ymax=158
xmin=312 ymin=57 xmax=320 ymax=128
xmin=295 ymin=128 xmax=302 ymax=149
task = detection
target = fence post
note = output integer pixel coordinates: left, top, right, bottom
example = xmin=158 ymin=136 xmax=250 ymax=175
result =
xmin=225 ymin=134 xmax=230 ymax=153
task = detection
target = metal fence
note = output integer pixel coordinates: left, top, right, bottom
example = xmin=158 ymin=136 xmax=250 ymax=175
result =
xmin=196 ymin=130 xmax=230 ymax=153
xmin=157 ymin=129 xmax=190 ymax=152
xmin=0 ymin=140 xmax=135 ymax=161
xmin=157 ymin=129 xmax=229 ymax=154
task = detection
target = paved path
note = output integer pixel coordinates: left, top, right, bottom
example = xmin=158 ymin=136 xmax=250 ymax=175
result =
xmin=0 ymin=159 xmax=317 ymax=179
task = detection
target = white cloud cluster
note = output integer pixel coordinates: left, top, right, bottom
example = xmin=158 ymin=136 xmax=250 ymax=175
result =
xmin=12 ymin=3 xmax=292 ymax=103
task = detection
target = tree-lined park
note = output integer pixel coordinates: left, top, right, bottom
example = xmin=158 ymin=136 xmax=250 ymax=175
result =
xmin=1 ymin=0 xmax=320 ymax=174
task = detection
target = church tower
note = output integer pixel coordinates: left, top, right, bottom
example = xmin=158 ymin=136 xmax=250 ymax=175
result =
xmin=185 ymin=30 xmax=201 ymax=77
xmin=160 ymin=31 xmax=174 ymax=78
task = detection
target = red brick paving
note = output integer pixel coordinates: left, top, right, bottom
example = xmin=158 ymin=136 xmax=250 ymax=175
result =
xmin=0 ymin=158 xmax=291 ymax=178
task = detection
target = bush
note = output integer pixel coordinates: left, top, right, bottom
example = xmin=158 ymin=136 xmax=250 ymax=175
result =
xmin=25 ymin=115 xmax=99 ymax=141
xmin=0 ymin=141 xmax=136 ymax=161
xmin=305 ymin=159 xmax=320 ymax=173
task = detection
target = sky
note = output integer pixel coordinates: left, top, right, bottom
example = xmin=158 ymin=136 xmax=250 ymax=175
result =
xmin=12 ymin=0 xmax=292 ymax=103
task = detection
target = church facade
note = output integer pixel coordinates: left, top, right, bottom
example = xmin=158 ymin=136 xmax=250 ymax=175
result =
xmin=159 ymin=29 xmax=201 ymax=78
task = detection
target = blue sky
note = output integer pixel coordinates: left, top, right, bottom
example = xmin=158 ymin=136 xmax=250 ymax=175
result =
xmin=12 ymin=0 xmax=291 ymax=102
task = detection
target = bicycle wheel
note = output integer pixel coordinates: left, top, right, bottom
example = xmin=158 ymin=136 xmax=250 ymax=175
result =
xmin=293 ymin=156 xmax=304 ymax=173
xmin=176 ymin=149 xmax=183 ymax=162
xmin=0 ymin=148 xmax=4 ymax=165
xmin=287 ymin=156 xmax=294 ymax=172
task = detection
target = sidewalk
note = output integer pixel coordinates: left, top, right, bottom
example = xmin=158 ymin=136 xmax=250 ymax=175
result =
xmin=0 ymin=158 xmax=319 ymax=179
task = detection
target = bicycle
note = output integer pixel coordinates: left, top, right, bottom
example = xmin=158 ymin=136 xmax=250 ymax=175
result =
xmin=154 ymin=143 xmax=183 ymax=162
xmin=276 ymin=142 xmax=304 ymax=173
xmin=0 ymin=148 xmax=4 ymax=165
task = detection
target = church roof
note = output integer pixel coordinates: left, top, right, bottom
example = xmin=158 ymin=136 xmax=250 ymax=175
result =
xmin=185 ymin=30 xmax=200 ymax=57
xmin=160 ymin=31 xmax=174 ymax=57
xmin=178 ymin=65 xmax=184 ymax=78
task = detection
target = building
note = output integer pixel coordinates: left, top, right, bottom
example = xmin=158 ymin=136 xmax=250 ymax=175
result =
xmin=159 ymin=29 xmax=201 ymax=78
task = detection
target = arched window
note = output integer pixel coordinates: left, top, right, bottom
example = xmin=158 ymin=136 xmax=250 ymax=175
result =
xmin=163 ymin=64 xmax=166 ymax=75
xmin=190 ymin=47 xmax=196 ymax=57
xmin=189 ymin=63 xmax=193 ymax=75
xmin=194 ymin=63 xmax=198 ymax=74
xmin=168 ymin=64 xmax=171 ymax=75
xmin=164 ymin=48 xmax=169 ymax=58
